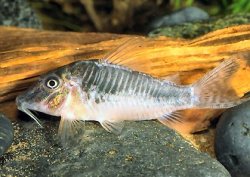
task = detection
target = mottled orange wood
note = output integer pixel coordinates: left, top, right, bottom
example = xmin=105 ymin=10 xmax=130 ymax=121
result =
xmin=1 ymin=25 xmax=250 ymax=134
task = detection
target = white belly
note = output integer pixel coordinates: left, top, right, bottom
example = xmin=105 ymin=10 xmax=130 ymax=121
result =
xmin=84 ymin=94 xmax=171 ymax=122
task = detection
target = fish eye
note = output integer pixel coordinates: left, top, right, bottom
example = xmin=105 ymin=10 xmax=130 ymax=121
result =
xmin=45 ymin=76 xmax=60 ymax=89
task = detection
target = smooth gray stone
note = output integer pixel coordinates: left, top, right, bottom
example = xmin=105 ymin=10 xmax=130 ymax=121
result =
xmin=0 ymin=113 xmax=14 ymax=156
xmin=0 ymin=0 xmax=41 ymax=28
xmin=215 ymin=100 xmax=250 ymax=177
xmin=148 ymin=7 xmax=209 ymax=31
xmin=0 ymin=120 xmax=230 ymax=177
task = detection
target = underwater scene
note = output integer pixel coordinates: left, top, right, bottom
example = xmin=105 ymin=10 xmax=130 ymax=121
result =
xmin=1 ymin=0 xmax=250 ymax=176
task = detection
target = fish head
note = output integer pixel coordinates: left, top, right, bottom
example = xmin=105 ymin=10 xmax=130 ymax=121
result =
xmin=16 ymin=66 xmax=76 ymax=125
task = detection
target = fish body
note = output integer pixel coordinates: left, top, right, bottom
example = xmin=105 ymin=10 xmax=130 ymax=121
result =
xmin=16 ymin=50 xmax=250 ymax=143
xmin=16 ymin=60 xmax=191 ymax=132
xmin=59 ymin=60 xmax=191 ymax=121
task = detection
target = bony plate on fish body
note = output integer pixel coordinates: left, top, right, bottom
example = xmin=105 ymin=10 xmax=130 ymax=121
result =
xmin=15 ymin=38 xmax=250 ymax=145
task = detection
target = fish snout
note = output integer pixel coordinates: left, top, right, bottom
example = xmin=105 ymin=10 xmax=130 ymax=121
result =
xmin=16 ymin=95 xmax=25 ymax=110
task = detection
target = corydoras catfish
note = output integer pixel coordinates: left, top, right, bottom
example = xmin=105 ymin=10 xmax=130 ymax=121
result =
xmin=16 ymin=40 xmax=250 ymax=144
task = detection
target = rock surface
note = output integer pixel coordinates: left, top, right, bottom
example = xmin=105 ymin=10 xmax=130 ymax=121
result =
xmin=215 ymin=100 xmax=250 ymax=177
xmin=147 ymin=7 xmax=209 ymax=32
xmin=149 ymin=13 xmax=250 ymax=38
xmin=0 ymin=119 xmax=230 ymax=177
xmin=0 ymin=0 xmax=41 ymax=28
xmin=0 ymin=113 xmax=14 ymax=156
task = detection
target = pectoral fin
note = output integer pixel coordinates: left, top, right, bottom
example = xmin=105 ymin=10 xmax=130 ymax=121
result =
xmin=58 ymin=116 xmax=85 ymax=146
xmin=100 ymin=120 xmax=124 ymax=134
xmin=58 ymin=85 xmax=87 ymax=146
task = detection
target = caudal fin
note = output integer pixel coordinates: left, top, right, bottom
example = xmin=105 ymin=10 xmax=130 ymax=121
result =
xmin=191 ymin=57 xmax=250 ymax=108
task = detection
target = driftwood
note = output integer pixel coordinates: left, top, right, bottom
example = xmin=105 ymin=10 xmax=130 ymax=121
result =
xmin=1 ymin=25 xmax=250 ymax=134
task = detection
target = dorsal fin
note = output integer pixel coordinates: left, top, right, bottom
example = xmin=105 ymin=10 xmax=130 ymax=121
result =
xmin=101 ymin=37 xmax=146 ymax=65
xmin=100 ymin=37 xmax=171 ymax=77
xmin=161 ymin=73 xmax=181 ymax=84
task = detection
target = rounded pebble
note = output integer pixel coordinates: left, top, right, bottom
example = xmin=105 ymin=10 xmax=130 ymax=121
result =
xmin=0 ymin=113 xmax=14 ymax=156
xmin=215 ymin=100 xmax=250 ymax=177
xmin=147 ymin=6 xmax=209 ymax=31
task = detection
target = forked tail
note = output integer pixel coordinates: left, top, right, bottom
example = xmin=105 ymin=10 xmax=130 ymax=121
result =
xmin=191 ymin=57 xmax=250 ymax=108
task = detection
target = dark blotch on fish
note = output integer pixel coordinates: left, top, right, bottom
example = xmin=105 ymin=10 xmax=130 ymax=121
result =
xmin=0 ymin=113 xmax=14 ymax=156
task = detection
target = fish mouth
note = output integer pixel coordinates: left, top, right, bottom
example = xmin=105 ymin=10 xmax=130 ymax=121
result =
xmin=16 ymin=95 xmax=43 ymax=128
xmin=19 ymin=106 xmax=43 ymax=128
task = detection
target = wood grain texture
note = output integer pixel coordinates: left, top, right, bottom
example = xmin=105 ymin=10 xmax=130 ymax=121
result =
xmin=1 ymin=25 xmax=250 ymax=133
